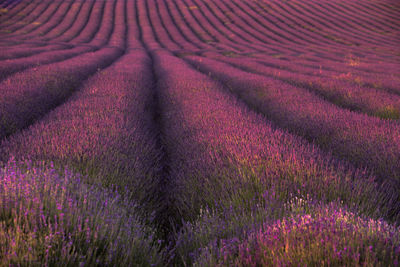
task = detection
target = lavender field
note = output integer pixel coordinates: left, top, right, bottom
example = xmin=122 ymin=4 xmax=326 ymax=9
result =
xmin=0 ymin=0 xmax=399 ymax=266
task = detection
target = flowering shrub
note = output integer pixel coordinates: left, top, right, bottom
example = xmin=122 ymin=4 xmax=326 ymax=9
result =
xmin=0 ymin=159 xmax=162 ymax=266
xmin=195 ymin=204 xmax=400 ymax=267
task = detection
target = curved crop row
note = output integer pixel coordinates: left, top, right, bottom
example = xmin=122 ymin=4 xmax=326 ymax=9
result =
xmin=0 ymin=50 xmax=161 ymax=217
xmin=203 ymin=52 xmax=400 ymax=119
xmin=0 ymin=0 xmax=38 ymax=31
xmin=0 ymin=0 xmax=124 ymax=82
xmin=247 ymin=54 xmax=400 ymax=92
xmin=38 ymin=0 xmax=85 ymax=41
xmin=9 ymin=0 xmax=76 ymax=41
xmin=6 ymin=0 xmax=64 ymax=38
xmin=183 ymin=55 xmax=400 ymax=183
xmin=0 ymin=43 xmax=71 ymax=60
xmin=0 ymin=46 xmax=122 ymax=140
xmin=137 ymin=0 xmax=400 ymax=180
xmin=69 ymin=0 xmax=107 ymax=45
xmin=150 ymin=50 xmax=398 ymax=265
xmin=0 ymin=45 xmax=99 ymax=81
xmin=49 ymin=0 xmax=97 ymax=44
xmin=1 ymin=1 xmax=52 ymax=35
xmin=0 ymin=0 xmax=94 ymax=61
xmin=0 ymin=0 xmax=399 ymax=266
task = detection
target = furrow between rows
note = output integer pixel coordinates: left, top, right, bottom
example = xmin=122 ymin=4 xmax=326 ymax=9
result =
xmin=182 ymin=55 xmax=400 ymax=184
xmin=6 ymin=0 xmax=64 ymax=39
xmin=151 ymin=50 xmax=399 ymax=265
xmin=0 ymin=46 xmax=123 ymax=140
xmin=0 ymin=0 xmax=37 ymax=31
xmin=1 ymin=1 xmax=52 ymax=36
xmin=10 ymin=0 xmax=76 ymax=40
xmin=0 ymin=51 xmax=164 ymax=265
xmin=200 ymin=52 xmax=400 ymax=119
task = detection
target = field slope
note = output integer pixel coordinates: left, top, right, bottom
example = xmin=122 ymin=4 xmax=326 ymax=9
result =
xmin=0 ymin=0 xmax=399 ymax=266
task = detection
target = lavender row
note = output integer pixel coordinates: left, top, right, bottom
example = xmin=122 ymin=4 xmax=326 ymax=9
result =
xmin=39 ymin=0 xmax=86 ymax=42
xmin=125 ymin=0 xmax=143 ymax=49
xmin=295 ymin=1 xmax=396 ymax=47
xmin=2 ymin=1 xmax=53 ymax=35
xmin=203 ymin=0 xmax=360 ymax=57
xmin=286 ymin=1 xmax=396 ymax=48
xmin=162 ymin=0 xmax=206 ymax=50
xmin=203 ymin=0 xmax=286 ymax=47
xmin=9 ymin=0 xmax=75 ymax=40
xmin=182 ymin=55 xmax=400 ymax=183
xmin=105 ymin=0 xmax=126 ymax=49
xmin=228 ymin=0 xmax=339 ymax=48
xmin=164 ymin=0 xmax=392 ymax=66
xmin=164 ymin=0 xmax=275 ymax=53
xmin=235 ymin=0 xmax=399 ymax=63
xmin=0 ymin=45 xmax=99 ymax=81
xmin=192 ymin=0 xmax=289 ymax=52
xmin=0 ymin=43 xmax=70 ymax=61
xmin=0 ymin=159 xmax=162 ymax=266
xmin=177 ymin=1 xmax=396 ymax=105
xmin=204 ymin=52 xmax=400 ymax=119
xmin=0 ymin=47 xmax=122 ymax=140
xmin=160 ymin=0 xmax=323 ymax=58
xmin=172 ymin=0 xmax=220 ymax=47
xmin=194 ymin=202 xmax=400 ymax=266
xmin=150 ymin=51 xmax=398 ymax=264
xmin=179 ymin=0 xmax=239 ymax=52
xmin=213 ymin=0 xmax=313 ymax=47
xmin=236 ymin=0 xmax=340 ymax=48
xmin=56 ymin=0 xmax=119 ymax=48
xmin=145 ymin=0 xmax=183 ymax=51
xmin=47 ymin=0 xmax=97 ymax=44
xmin=69 ymin=0 xmax=108 ymax=45
xmin=241 ymin=0 xmax=397 ymax=49
xmin=162 ymin=0 xmax=230 ymax=52
xmin=256 ymin=51 xmax=400 ymax=80
xmin=0 ymin=0 xmax=41 ymax=32
xmin=247 ymin=0 xmax=399 ymax=64
xmin=253 ymin=55 xmax=400 ymax=96
xmin=0 ymin=0 xmax=124 ymax=81
xmin=0 ymin=0 xmax=97 ymax=63
xmin=0 ymin=50 xmax=161 ymax=212
xmin=248 ymin=53 xmax=400 ymax=92
xmin=305 ymin=1 xmax=399 ymax=45
xmin=340 ymin=0 xmax=400 ymax=28
xmin=178 ymin=0 xmax=258 ymax=52
xmin=6 ymin=1 xmax=63 ymax=39
xmin=0 ymin=0 xmax=19 ymax=10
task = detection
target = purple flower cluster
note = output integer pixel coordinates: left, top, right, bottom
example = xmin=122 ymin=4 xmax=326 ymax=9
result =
xmin=196 ymin=203 xmax=400 ymax=266
xmin=0 ymin=0 xmax=399 ymax=265
xmin=184 ymin=55 xmax=400 ymax=183
xmin=1 ymin=50 xmax=162 ymax=213
xmin=151 ymin=50 xmax=398 ymax=264
xmin=0 ymin=159 xmax=162 ymax=266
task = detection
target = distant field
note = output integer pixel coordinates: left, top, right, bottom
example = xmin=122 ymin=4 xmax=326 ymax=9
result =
xmin=0 ymin=0 xmax=399 ymax=266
